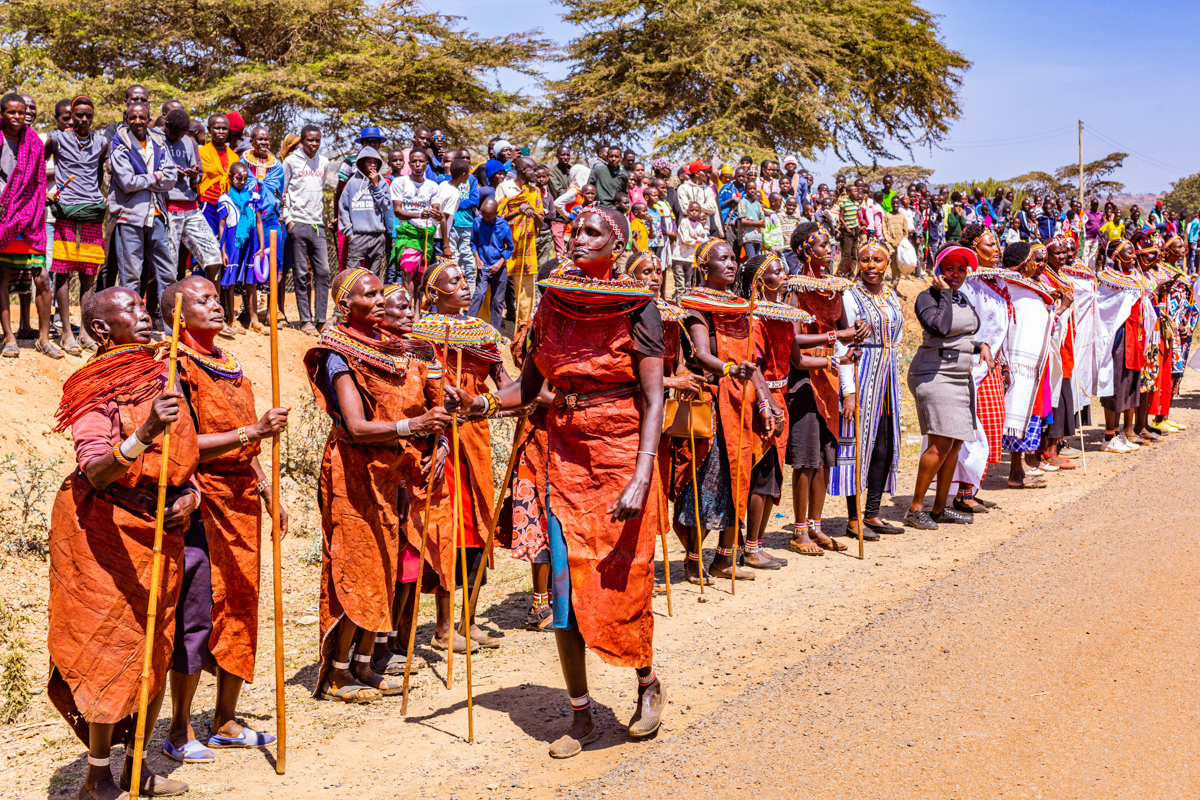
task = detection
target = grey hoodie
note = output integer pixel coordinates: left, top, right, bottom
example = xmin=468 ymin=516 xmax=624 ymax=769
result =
xmin=108 ymin=126 xmax=177 ymax=227
xmin=337 ymin=146 xmax=394 ymax=236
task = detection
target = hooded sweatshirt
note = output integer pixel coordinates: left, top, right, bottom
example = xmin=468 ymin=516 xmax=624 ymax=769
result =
xmin=337 ymin=146 xmax=394 ymax=236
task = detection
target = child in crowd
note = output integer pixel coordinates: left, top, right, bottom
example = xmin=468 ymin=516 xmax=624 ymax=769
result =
xmin=763 ymin=192 xmax=784 ymax=255
xmin=629 ymin=201 xmax=651 ymax=252
xmin=216 ymin=161 xmax=270 ymax=335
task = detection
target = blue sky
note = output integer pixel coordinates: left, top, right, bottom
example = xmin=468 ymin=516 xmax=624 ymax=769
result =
xmin=438 ymin=0 xmax=1198 ymax=194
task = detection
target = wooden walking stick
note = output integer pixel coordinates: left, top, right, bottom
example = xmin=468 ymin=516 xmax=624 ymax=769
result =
xmin=267 ymin=232 xmax=286 ymax=773
xmin=852 ymin=358 xmax=864 ymax=561
xmin=450 ymin=346 xmax=475 ymax=742
xmin=400 ymin=330 xmax=450 ymax=714
xmin=466 ymin=419 xmax=526 ymax=615
xmin=728 ymin=302 xmax=758 ymax=595
xmin=127 ymin=293 xmax=184 ymax=800
xmin=444 ymin=328 xmax=458 ymax=692
xmin=656 ymin=478 xmax=674 ymax=616
xmin=687 ymin=397 xmax=705 ymax=597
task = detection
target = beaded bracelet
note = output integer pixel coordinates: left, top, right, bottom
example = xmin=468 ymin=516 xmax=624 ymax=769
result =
xmin=256 ymin=480 xmax=270 ymax=496
xmin=826 ymin=355 xmax=838 ymax=370
xmin=481 ymin=392 xmax=501 ymax=419
xmin=237 ymin=426 xmax=250 ymax=446
xmin=112 ymin=444 xmax=134 ymax=466
xmin=722 ymin=361 xmax=734 ymax=378
xmin=826 ymin=330 xmax=837 ymax=347
xmin=757 ymin=399 xmax=772 ymax=417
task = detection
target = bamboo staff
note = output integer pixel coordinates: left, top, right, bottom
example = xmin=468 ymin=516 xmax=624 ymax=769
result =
xmin=852 ymin=361 xmax=864 ymax=561
xmin=267 ymin=232 xmax=286 ymax=773
xmin=465 ymin=415 xmax=527 ymax=737
xmin=444 ymin=328 xmax=458 ymax=692
xmin=127 ymin=293 xmax=184 ymax=800
xmin=656 ymin=478 xmax=673 ymax=616
xmin=687 ymin=398 xmax=704 ymax=597
xmin=727 ymin=300 xmax=758 ymax=595
xmin=400 ymin=330 xmax=450 ymax=714
xmin=450 ymin=346 xmax=474 ymax=741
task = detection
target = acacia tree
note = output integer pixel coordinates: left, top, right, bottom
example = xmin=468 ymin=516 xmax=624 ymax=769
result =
xmin=834 ymin=164 xmax=934 ymax=186
xmin=1053 ymin=152 xmax=1127 ymax=197
xmin=1162 ymin=173 xmax=1200 ymax=218
xmin=0 ymin=0 xmax=550 ymax=144
xmin=537 ymin=0 xmax=969 ymax=161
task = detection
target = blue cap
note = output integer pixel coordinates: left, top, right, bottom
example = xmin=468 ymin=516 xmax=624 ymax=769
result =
xmin=354 ymin=126 xmax=387 ymax=145
xmin=485 ymin=159 xmax=507 ymax=179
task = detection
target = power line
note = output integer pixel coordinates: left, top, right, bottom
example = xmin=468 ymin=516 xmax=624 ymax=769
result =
xmin=1082 ymin=124 xmax=1186 ymax=173
xmin=944 ymin=126 xmax=1073 ymax=146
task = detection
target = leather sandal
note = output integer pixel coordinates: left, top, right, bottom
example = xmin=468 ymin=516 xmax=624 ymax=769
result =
xmin=628 ymin=683 xmax=666 ymax=738
xmin=548 ymin=724 xmax=600 ymax=758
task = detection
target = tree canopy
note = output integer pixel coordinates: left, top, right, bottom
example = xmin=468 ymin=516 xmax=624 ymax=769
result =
xmin=536 ymin=0 xmax=969 ymax=161
xmin=1053 ymin=152 xmax=1127 ymax=197
xmin=1162 ymin=173 xmax=1200 ymax=218
xmin=0 ymin=0 xmax=550 ymax=145
xmin=834 ymin=164 xmax=934 ymax=186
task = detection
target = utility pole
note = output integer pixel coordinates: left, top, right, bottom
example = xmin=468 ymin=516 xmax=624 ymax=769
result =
xmin=1079 ymin=120 xmax=1085 ymax=212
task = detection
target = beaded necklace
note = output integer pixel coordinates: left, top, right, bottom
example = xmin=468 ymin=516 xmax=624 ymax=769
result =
xmin=241 ymin=151 xmax=278 ymax=180
xmin=753 ymin=299 xmax=814 ymax=322
xmin=679 ymin=286 xmax=752 ymax=314
xmin=411 ymin=312 xmax=503 ymax=363
xmin=538 ymin=266 xmax=654 ymax=320
xmin=320 ymin=326 xmax=408 ymax=374
xmin=179 ymin=343 xmax=243 ymax=380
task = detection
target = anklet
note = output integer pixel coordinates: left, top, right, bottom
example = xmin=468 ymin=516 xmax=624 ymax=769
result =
xmin=332 ymin=660 xmax=351 ymax=670
xmin=793 ymin=520 xmax=810 ymax=534
xmin=638 ymin=668 xmax=657 ymax=687
xmin=375 ymin=634 xmax=389 ymax=644
xmin=715 ymin=546 xmax=734 ymax=556
xmin=569 ymin=693 xmax=591 ymax=712
xmin=88 ymin=755 xmax=111 ymax=768
xmin=352 ymin=653 xmax=371 ymax=663
xmin=389 ymin=630 xmax=398 ymax=638
xmin=809 ymin=519 xmax=821 ymax=532
xmin=686 ymin=550 xmax=701 ymax=561
xmin=744 ymin=540 xmax=762 ymax=553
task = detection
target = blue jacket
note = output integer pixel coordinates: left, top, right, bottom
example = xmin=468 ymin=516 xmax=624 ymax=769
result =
xmin=472 ymin=217 xmax=513 ymax=265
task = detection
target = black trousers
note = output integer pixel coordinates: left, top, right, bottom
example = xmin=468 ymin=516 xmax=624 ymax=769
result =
xmin=845 ymin=409 xmax=895 ymax=519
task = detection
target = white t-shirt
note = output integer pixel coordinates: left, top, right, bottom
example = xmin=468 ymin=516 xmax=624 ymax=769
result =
xmin=432 ymin=181 xmax=460 ymax=239
xmin=390 ymin=175 xmax=439 ymax=228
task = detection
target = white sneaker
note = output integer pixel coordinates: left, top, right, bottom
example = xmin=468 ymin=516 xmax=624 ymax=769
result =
xmin=1101 ymin=438 xmax=1130 ymax=454
xmin=1118 ymin=435 xmax=1140 ymax=451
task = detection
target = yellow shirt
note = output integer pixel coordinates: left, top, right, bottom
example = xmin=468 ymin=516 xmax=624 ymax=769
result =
xmin=630 ymin=218 xmax=650 ymax=252
xmin=1099 ymin=220 xmax=1124 ymax=241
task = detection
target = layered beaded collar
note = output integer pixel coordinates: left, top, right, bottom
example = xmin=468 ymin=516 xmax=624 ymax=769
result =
xmin=179 ymin=343 xmax=243 ymax=380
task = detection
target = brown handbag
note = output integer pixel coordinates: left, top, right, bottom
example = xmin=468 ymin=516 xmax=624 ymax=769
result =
xmin=663 ymin=390 xmax=715 ymax=439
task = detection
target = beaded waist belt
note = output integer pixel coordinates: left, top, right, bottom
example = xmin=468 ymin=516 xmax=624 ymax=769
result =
xmin=553 ymin=382 xmax=640 ymax=410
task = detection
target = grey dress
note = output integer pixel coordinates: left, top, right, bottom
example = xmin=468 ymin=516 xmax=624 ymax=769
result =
xmin=906 ymin=287 xmax=979 ymax=440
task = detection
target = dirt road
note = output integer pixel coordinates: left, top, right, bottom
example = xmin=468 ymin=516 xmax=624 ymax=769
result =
xmin=579 ymin=401 xmax=1200 ymax=799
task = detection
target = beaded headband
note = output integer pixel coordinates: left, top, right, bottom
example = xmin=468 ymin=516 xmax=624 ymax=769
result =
xmin=590 ymin=207 xmax=627 ymax=250
xmin=424 ymin=257 xmax=460 ymax=300
xmin=857 ymin=241 xmax=888 ymax=260
xmin=383 ymin=284 xmax=409 ymax=301
xmin=1162 ymin=234 xmax=1183 ymax=251
xmin=694 ymin=239 xmax=722 ymax=270
xmin=798 ymin=228 xmax=823 ymax=253
xmin=336 ymin=268 xmax=371 ymax=304
xmin=628 ymin=250 xmax=661 ymax=274
xmin=750 ymin=253 xmax=782 ymax=286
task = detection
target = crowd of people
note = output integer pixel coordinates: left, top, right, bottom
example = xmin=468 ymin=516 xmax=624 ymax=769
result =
xmin=32 ymin=85 xmax=1199 ymax=798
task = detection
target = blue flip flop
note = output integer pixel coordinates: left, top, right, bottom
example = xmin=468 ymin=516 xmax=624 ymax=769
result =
xmin=163 ymin=738 xmax=216 ymax=764
xmin=207 ymin=726 xmax=277 ymax=749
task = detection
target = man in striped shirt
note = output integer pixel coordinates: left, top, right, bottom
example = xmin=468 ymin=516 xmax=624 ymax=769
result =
xmin=835 ymin=185 xmax=863 ymax=275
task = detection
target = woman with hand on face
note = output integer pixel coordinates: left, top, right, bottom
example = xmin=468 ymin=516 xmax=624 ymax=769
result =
xmin=410 ymin=258 xmax=512 ymax=651
xmin=904 ymin=245 xmax=991 ymax=530
xmin=48 ymin=287 xmax=197 ymax=800
xmin=304 ymin=268 xmax=451 ymax=703
xmin=445 ymin=207 xmax=666 ymax=758
xmin=627 ymin=251 xmax=706 ymax=583
xmin=830 ymin=242 xmax=905 ymax=540
xmin=784 ymin=223 xmax=859 ymax=553
xmin=677 ymin=241 xmax=783 ymax=582
xmin=161 ymin=276 xmax=289 ymax=763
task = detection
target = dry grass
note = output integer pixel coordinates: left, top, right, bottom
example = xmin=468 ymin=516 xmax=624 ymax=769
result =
xmin=0 ymin=443 xmax=65 ymax=561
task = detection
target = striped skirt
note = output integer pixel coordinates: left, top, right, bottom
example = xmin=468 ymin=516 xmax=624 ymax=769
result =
xmin=51 ymin=220 xmax=105 ymax=275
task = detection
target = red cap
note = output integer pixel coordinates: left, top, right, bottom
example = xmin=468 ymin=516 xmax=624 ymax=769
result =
xmin=225 ymin=111 xmax=245 ymax=133
xmin=686 ymin=159 xmax=712 ymax=175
